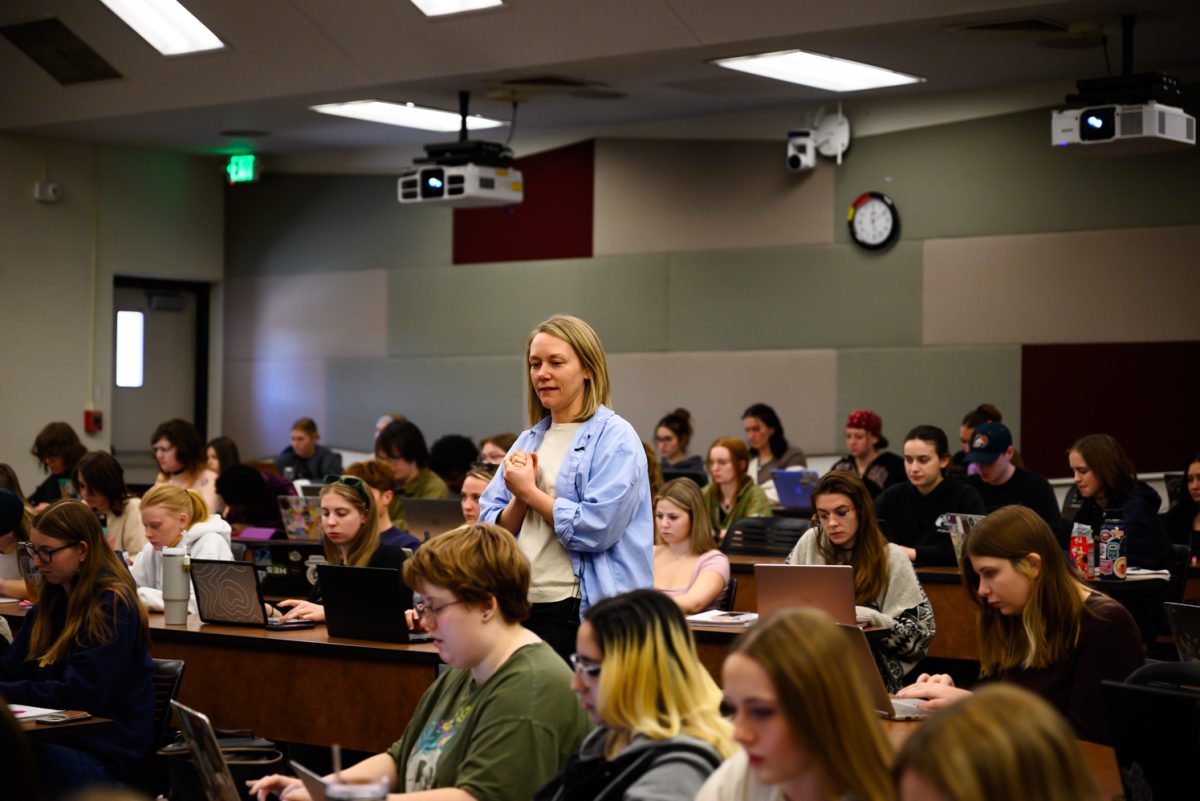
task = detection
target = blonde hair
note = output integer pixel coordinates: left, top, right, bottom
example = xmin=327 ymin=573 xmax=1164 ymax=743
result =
xmin=403 ymin=523 xmax=530 ymax=623
xmin=524 ymin=315 xmax=611 ymax=426
xmin=731 ymin=608 xmax=893 ymax=800
xmin=586 ymin=590 xmax=735 ymax=760
xmin=140 ymin=484 xmax=208 ymax=528
xmin=895 ymin=684 xmax=1100 ymax=801
xmin=963 ymin=506 xmax=1093 ymax=674
xmin=319 ymin=479 xmax=380 ymax=567
xmin=654 ymin=477 xmax=716 ymax=554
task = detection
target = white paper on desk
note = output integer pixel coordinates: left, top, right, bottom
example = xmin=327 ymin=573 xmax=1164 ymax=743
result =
xmin=1121 ymin=568 xmax=1171 ymax=581
xmin=0 ymin=595 xmax=20 ymax=603
xmin=9 ymin=704 xmax=65 ymax=720
xmin=687 ymin=610 xmax=759 ymax=627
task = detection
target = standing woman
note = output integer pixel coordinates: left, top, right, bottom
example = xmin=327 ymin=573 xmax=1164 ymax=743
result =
xmin=741 ymin=403 xmax=807 ymax=487
xmin=479 ymin=314 xmax=653 ymax=661
xmin=828 ymin=410 xmax=905 ymax=499
xmin=28 ymin=422 xmax=87 ymax=510
xmin=132 ymin=484 xmax=233 ymax=612
xmin=655 ymin=408 xmax=705 ymax=473
xmin=0 ymin=501 xmax=154 ymax=797
xmin=654 ymin=478 xmax=730 ymax=614
xmin=276 ymin=475 xmax=410 ymax=623
xmin=150 ymin=418 xmax=220 ymax=513
xmin=73 ymin=451 xmax=147 ymax=559
xmin=701 ymin=438 xmax=771 ymax=540
xmin=786 ymin=471 xmax=935 ymax=691
xmin=697 ymin=607 xmax=894 ymax=801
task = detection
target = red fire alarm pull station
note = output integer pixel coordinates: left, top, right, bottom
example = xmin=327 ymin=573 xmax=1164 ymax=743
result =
xmin=84 ymin=410 xmax=103 ymax=434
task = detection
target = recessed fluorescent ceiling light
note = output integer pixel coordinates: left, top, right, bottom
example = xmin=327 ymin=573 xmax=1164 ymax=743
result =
xmin=714 ymin=49 xmax=922 ymax=92
xmin=410 ymin=0 xmax=504 ymax=17
xmin=98 ymin=0 xmax=223 ymax=56
xmin=310 ymin=101 xmax=506 ymax=132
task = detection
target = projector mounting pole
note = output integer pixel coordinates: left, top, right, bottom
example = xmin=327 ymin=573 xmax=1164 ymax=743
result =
xmin=1121 ymin=15 xmax=1134 ymax=76
xmin=458 ymin=91 xmax=469 ymax=142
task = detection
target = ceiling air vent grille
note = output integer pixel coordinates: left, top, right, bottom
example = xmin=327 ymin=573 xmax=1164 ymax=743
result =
xmin=1 ymin=18 xmax=121 ymax=85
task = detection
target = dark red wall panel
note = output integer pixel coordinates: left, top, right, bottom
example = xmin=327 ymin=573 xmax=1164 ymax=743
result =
xmin=1020 ymin=341 xmax=1200 ymax=477
xmin=452 ymin=140 xmax=594 ymax=264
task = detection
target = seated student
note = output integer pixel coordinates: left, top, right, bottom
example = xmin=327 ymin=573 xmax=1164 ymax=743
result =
xmin=249 ymin=523 xmax=592 ymax=801
xmin=28 ymin=422 xmax=86 ymax=509
xmin=874 ymin=425 xmax=986 ymax=566
xmin=895 ymin=506 xmax=1143 ymax=742
xmin=697 ymin=607 xmax=893 ymax=801
xmin=0 ymin=463 xmax=32 ymax=508
xmin=150 ymin=418 xmax=220 ymax=513
xmin=276 ymin=475 xmax=409 ymax=624
xmin=459 ymin=463 xmax=496 ymax=524
xmin=947 ymin=403 xmax=1002 ymax=477
xmin=131 ymin=485 xmax=233 ymax=612
xmin=205 ymin=435 xmax=240 ymax=476
xmin=343 ymin=460 xmax=422 ymax=551
xmin=702 ymin=438 xmax=771 ymax=541
xmin=430 ymin=434 xmax=478 ymax=495
xmin=786 ymin=471 xmax=934 ymax=691
xmin=741 ymin=403 xmax=807 ymax=487
xmin=828 ymin=410 xmax=905 ymax=499
xmin=1 ymin=501 xmax=154 ymax=798
xmin=374 ymin=412 xmax=406 ymax=441
xmin=654 ymin=478 xmax=730 ymax=614
xmin=894 ymin=683 xmax=1100 ymax=801
xmin=376 ymin=419 xmax=449 ymax=532
xmin=655 ymin=408 xmax=705 ymax=474
xmin=478 ymin=432 xmax=517 ymax=465
xmin=0 ymin=489 xmax=35 ymax=604
xmin=275 ymin=417 xmax=342 ymax=481
xmin=964 ymin=422 xmax=1061 ymax=535
xmin=1164 ymin=452 xmax=1200 ymax=560
xmin=0 ymin=700 xmax=41 ymax=801
xmin=215 ymin=464 xmax=286 ymax=531
xmin=73 ymin=451 xmax=147 ymax=559
xmin=535 ymin=589 xmax=734 ymax=801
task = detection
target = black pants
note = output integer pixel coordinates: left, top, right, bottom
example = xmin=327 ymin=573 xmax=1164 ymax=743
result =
xmin=526 ymin=597 xmax=581 ymax=665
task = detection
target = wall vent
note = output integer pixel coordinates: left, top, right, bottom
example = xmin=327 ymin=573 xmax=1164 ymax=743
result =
xmin=0 ymin=18 xmax=121 ymax=85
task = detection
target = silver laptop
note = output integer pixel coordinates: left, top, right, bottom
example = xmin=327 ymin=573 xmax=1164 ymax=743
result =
xmin=291 ymin=759 xmax=328 ymax=801
xmin=404 ymin=498 xmax=464 ymax=542
xmin=838 ymin=624 xmax=928 ymax=721
xmin=171 ymin=700 xmax=241 ymax=801
xmin=754 ymin=564 xmax=856 ymax=625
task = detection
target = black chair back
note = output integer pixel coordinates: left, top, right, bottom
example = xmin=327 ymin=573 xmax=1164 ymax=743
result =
xmin=152 ymin=658 xmax=186 ymax=747
xmin=721 ymin=575 xmax=739 ymax=613
xmin=720 ymin=516 xmax=807 ymax=557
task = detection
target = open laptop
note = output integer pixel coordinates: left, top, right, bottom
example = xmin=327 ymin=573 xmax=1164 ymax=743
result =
xmin=771 ymin=469 xmax=820 ymax=510
xmin=1165 ymin=602 xmax=1200 ymax=662
xmin=404 ymin=498 xmax=464 ymax=542
xmin=252 ymin=539 xmax=326 ymax=597
xmin=318 ymin=564 xmax=415 ymax=643
xmin=943 ymin=512 xmax=986 ymax=564
xmin=171 ymin=700 xmax=241 ymax=801
xmin=291 ymin=759 xmax=328 ymax=801
xmin=189 ymin=559 xmax=315 ymax=630
xmin=276 ymin=495 xmax=323 ymax=540
xmin=662 ymin=466 xmax=708 ymax=488
xmin=837 ymin=624 xmax=927 ymax=721
xmin=1103 ymin=680 xmax=1200 ymax=800
xmin=754 ymin=564 xmax=856 ymax=625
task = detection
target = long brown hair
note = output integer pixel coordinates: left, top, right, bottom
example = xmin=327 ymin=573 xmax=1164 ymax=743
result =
xmin=731 ymin=608 xmax=893 ymax=800
xmin=707 ymin=437 xmax=752 ymax=491
xmin=812 ymin=471 xmax=889 ymax=607
xmin=1069 ymin=434 xmax=1137 ymax=499
xmin=963 ymin=506 xmax=1092 ymax=675
xmin=27 ymin=501 xmax=148 ymax=666
xmin=320 ymin=479 xmax=380 ymax=567
xmin=654 ymin=477 xmax=716 ymax=554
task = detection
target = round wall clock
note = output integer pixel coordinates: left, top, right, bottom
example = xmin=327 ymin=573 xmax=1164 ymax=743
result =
xmin=847 ymin=191 xmax=899 ymax=250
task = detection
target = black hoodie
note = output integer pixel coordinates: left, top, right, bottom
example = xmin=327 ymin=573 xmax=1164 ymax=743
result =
xmin=1071 ymin=481 xmax=1173 ymax=571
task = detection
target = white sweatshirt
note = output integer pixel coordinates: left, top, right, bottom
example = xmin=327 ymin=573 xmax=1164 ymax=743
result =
xmin=131 ymin=514 xmax=233 ymax=612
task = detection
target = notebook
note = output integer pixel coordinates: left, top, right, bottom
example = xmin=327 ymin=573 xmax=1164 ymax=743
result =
xmin=318 ymin=564 xmax=415 ymax=643
xmin=171 ymin=700 xmax=241 ymax=801
xmin=754 ymin=564 xmax=856 ymax=625
xmin=1165 ymin=602 xmax=1200 ymax=662
xmin=771 ymin=469 xmax=820 ymax=510
xmin=189 ymin=559 xmax=315 ymax=630
xmin=837 ymin=624 xmax=927 ymax=721
xmin=404 ymin=498 xmax=464 ymax=542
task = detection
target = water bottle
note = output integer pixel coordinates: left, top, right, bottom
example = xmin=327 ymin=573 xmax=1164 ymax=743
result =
xmin=162 ymin=547 xmax=190 ymax=625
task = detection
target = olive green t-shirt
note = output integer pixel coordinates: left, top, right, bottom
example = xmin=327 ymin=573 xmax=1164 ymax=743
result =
xmin=387 ymin=467 xmax=451 ymax=532
xmin=387 ymin=641 xmax=591 ymax=801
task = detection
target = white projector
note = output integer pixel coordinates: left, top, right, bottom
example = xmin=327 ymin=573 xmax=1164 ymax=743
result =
xmin=398 ymin=164 xmax=523 ymax=207
xmin=1051 ymin=101 xmax=1195 ymax=154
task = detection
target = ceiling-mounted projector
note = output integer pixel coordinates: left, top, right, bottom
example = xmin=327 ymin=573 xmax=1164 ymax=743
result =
xmin=1052 ymin=101 xmax=1195 ymax=154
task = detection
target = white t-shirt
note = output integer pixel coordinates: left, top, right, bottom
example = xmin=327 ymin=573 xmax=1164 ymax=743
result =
xmin=520 ymin=422 xmax=582 ymax=604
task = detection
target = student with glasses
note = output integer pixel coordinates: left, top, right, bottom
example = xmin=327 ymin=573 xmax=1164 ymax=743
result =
xmin=535 ymin=589 xmax=735 ymax=801
xmin=249 ymin=523 xmax=591 ymax=801
xmin=276 ymin=474 xmax=409 ymax=624
xmin=1 ymin=500 xmax=154 ymax=799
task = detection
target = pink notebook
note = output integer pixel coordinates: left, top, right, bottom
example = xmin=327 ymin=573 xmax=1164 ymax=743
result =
xmin=236 ymin=527 xmax=276 ymax=541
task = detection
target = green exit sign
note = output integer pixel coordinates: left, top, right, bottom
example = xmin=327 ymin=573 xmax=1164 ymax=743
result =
xmin=225 ymin=155 xmax=259 ymax=184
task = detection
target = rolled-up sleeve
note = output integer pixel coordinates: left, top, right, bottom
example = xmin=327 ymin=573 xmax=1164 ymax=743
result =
xmin=554 ymin=429 xmax=646 ymax=555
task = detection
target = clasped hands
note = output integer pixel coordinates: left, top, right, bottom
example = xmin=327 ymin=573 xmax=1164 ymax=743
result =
xmin=503 ymin=448 xmax=539 ymax=498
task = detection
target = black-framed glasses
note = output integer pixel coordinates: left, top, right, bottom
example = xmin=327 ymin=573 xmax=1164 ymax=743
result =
xmin=414 ymin=600 xmax=463 ymax=623
xmin=323 ymin=474 xmax=371 ymax=506
xmin=568 ymin=653 xmax=603 ymax=680
xmin=19 ymin=541 xmax=77 ymax=563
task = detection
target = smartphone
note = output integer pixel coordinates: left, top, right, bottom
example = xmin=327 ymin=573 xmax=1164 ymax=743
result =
xmin=38 ymin=711 xmax=92 ymax=725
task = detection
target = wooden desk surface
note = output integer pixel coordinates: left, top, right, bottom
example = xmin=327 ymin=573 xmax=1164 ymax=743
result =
xmin=21 ymin=714 xmax=116 ymax=742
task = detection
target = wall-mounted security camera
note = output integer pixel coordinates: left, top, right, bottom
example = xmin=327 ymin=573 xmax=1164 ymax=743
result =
xmin=786 ymin=129 xmax=817 ymax=172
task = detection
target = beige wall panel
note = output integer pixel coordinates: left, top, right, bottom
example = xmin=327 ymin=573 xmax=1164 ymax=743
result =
xmin=923 ymin=226 xmax=1200 ymax=345
xmin=225 ymin=269 xmax=388 ymax=361
xmin=222 ymin=359 xmax=327 ymax=460
xmin=609 ymin=350 xmax=840 ymax=458
xmin=594 ymin=138 xmax=834 ymax=256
